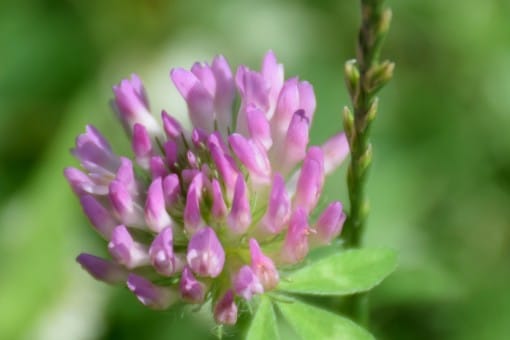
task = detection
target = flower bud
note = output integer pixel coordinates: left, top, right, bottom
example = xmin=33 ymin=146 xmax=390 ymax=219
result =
xmin=227 ymin=175 xmax=252 ymax=234
xmin=245 ymin=104 xmax=272 ymax=150
xmin=79 ymin=195 xmax=117 ymax=239
xmin=171 ymin=68 xmax=215 ymax=132
xmin=113 ymin=74 xmax=160 ymax=136
xmin=145 ymin=178 xmax=173 ymax=232
xmin=149 ymin=156 xmax=168 ymax=179
xmin=180 ymin=266 xmax=206 ymax=303
xmin=293 ymin=147 xmax=324 ymax=213
xmin=109 ymin=180 xmax=144 ymax=227
xmin=108 ymin=225 xmax=150 ymax=269
xmin=233 ymin=265 xmax=263 ymax=300
xmin=229 ymin=133 xmax=271 ymax=184
xmin=191 ymin=128 xmax=208 ymax=148
xmin=213 ymin=290 xmax=238 ymax=325
xmin=127 ymin=274 xmax=177 ymax=310
xmin=76 ymin=253 xmax=128 ymax=284
xmin=211 ymin=179 xmax=227 ymax=219
xmin=72 ymin=125 xmax=120 ymax=175
xmin=261 ymin=50 xmax=284 ymax=119
xmin=164 ymin=140 xmax=179 ymax=168
xmin=161 ymin=110 xmax=183 ymax=140
xmin=64 ymin=167 xmax=107 ymax=196
xmin=208 ymin=134 xmax=239 ymax=198
xmin=163 ymin=174 xmax=181 ymax=208
xmin=115 ymin=157 xmax=138 ymax=195
xmin=149 ymin=227 xmax=183 ymax=276
xmin=313 ymin=202 xmax=346 ymax=245
xmin=281 ymin=208 xmax=310 ymax=264
xmin=321 ymin=132 xmax=349 ymax=175
xmin=260 ymin=174 xmax=290 ymax=234
xmin=211 ymin=55 xmax=235 ymax=132
xmin=342 ymin=106 xmax=355 ymax=142
xmin=186 ymin=227 xmax=225 ymax=278
xmin=132 ymin=123 xmax=153 ymax=170
xmin=344 ymin=59 xmax=360 ymax=98
xmin=235 ymin=66 xmax=270 ymax=113
xmin=280 ymin=109 xmax=310 ymax=173
xmin=183 ymin=174 xmax=205 ymax=234
xmin=249 ymin=239 xmax=279 ymax=290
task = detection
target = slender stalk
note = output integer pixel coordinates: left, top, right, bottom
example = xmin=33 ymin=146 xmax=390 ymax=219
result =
xmin=342 ymin=0 xmax=394 ymax=326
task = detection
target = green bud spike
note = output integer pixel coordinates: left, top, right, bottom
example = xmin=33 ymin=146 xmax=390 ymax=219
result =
xmin=344 ymin=59 xmax=360 ymax=99
xmin=343 ymin=106 xmax=355 ymax=143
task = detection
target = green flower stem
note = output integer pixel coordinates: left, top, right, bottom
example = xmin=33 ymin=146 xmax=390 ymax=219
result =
xmin=342 ymin=0 xmax=394 ymax=326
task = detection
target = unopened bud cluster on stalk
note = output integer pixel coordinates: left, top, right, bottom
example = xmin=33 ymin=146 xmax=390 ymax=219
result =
xmin=65 ymin=51 xmax=349 ymax=325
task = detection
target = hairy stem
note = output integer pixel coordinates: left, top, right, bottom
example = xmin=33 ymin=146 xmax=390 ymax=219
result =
xmin=342 ymin=0 xmax=394 ymax=326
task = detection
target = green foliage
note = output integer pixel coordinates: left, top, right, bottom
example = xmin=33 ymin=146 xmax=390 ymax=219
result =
xmin=278 ymin=248 xmax=397 ymax=296
xmin=2 ymin=0 xmax=510 ymax=339
xmin=246 ymin=296 xmax=279 ymax=340
xmin=277 ymin=299 xmax=373 ymax=340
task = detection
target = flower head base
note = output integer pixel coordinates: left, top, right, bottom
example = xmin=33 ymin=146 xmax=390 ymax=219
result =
xmin=66 ymin=51 xmax=348 ymax=325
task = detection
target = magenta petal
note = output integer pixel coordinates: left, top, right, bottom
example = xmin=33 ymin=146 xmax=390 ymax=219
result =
xmin=293 ymin=147 xmax=325 ymax=213
xmin=261 ymin=50 xmax=284 ymax=117
xmin=163 ymin=174 xmax=181 ymax=208
xmin=281 ymin=208 xmax=310 ymax=264
xmin=245 ymin=104 xmax=272 ymax=150
xmin=180 ymin=266 xmax=206 ymax=303
xmin=127 ymin=274 xmax=177 ymax=310
xmin=191 ymin=62 xmax=216 ymax=95
xmin=314 ymin=202 xmax=346 ymax=245
xmin=208 ymin=134 xmax=239 ymax=198
xmin=297 ymin=81 xmax=316 ymax=122
xmin=211 ymin=179 xmax=227 ymax=219
xmin=108 ymin=225 xmax=150 ymax=269
xmin=229 ymin=133 xmax=271 ymax=184
xmin=183 ymin=174 xmax=205 ymax=234
xmin=79 ymin=195 xmax=116 ymax=239
xmin=109 ymin=180 xmax=144 ymax=226
xmin=211 ymin=55 xmax=235 ymax=132
xmin=272 ymin=78 xmax=300 ymax=135
xmin=249 ymin=239 xmax=279 ymax=290
xmin=64 ymin=167 xmax=107 ymax=195
xmin=72 ymin=125 xmax=120 ymax=175
xmin=213 ymin=290 xmax=238 ymax=325
xmin=261 ymin=173 xmax=290 ymax=234
xmin=322 ymin=132 xmax=349 ymax=175
xmin=149 ymin=156 xmax=168 ymax=179
xmin=145 ymin=178 xmax=173 ymax=232
xmin=115 ymin=157 xmax=137 ymax=195
xmin=149 ymin=227 xmax=182 ymax=276
xmin=170 ymin=68 xmax=215 ymax=132
xmin=227 ymin=175 xmax=252 ymax=235
xmin=112 ymin=74 xmax=160 ymax=136
xmin=132 ymin=124 xmax=153 ymax=169
xmin=281 ymin=109 xmax=310 ymax=172
xmin=161 ymin=110 xmax=183 ymax=140
xmin=186 ymin=227 xmax=225 ymax=278
xmin=236 ymin=67 xmax=269 ymax=112
xmin=233 ymin=265 xmax=263 ymax=300
xmin=76 ymin=253 xmax=127 ymax=284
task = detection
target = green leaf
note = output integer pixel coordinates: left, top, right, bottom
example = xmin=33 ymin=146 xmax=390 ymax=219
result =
xmin=277 ymin=299 xmax=373 ymax=340
xmin=278 ymin=248 xmax=397 ymax=295
xmin=246 ymin=296 xmax=279 ymax=340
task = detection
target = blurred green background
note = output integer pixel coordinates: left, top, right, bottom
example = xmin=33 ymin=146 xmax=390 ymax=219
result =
xmin=1 ymin=0 xmax=509 ymax=339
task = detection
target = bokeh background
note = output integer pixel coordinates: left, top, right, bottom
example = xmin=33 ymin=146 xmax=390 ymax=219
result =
xmin=1 ymin=0 xmax=510 ymax=339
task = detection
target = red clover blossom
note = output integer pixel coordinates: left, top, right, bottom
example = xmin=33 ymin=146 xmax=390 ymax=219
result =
xmin=65 ymin=51 xmax=349 ymax=325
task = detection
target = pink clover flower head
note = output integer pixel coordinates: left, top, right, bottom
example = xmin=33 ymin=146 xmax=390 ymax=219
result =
xmin=66 ymin=51 xmax=349 ymax=325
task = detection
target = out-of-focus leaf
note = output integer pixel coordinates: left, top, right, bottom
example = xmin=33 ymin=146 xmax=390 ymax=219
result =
xmin=246 ymin=296 xmax=279 ymax=340
xmin=278 ymin=248 xmax=397 ymax=295
xmin=277 ymin=299 xmax=373 ymax=340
